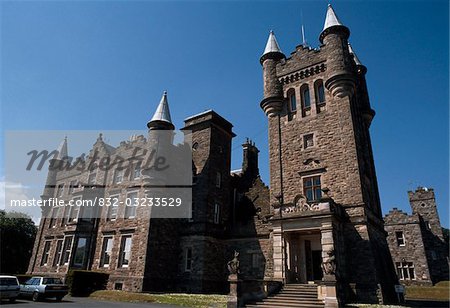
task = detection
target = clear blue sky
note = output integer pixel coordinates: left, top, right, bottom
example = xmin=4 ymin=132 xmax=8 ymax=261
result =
xmin=1 ymin=1 xmax=448 ymax=227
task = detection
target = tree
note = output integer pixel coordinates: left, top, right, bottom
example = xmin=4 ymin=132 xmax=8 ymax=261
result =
xmin=0 ymin=211 xmax=37 ymax=274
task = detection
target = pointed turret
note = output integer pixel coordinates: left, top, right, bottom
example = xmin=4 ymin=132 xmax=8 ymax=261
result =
xmin=260 ymin=31 xmax=285 ymax=64
xmin=319 ymin=4 xmax=350 ymax=43
xmin=348 ymin=43 xmax=367 ymax=74
xmin=55 ymin=137 xmax=68 ymax=160
xmin=259 ymin=31 xmax=285 ymax=117
xmin=147 ymin=91 xmax=175 ymax=130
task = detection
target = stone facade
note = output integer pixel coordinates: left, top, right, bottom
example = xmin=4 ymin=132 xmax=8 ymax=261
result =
xmin=385 ymin=187 xmax=449 ymax=286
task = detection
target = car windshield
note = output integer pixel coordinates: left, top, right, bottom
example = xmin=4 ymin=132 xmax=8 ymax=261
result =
xmin=42 ymin=278 xmax=63 ymax=285
xmin=0 ymin=278 xmax=18 ymax=285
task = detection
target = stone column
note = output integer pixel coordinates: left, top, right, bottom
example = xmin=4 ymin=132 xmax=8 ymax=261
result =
xmin=321 ymin=221 xmax=339 ymax=308
xmin=227 ymin=274 xmax=239 ymax=308
xmin=272 ymin=222 xmax=285 ymax=282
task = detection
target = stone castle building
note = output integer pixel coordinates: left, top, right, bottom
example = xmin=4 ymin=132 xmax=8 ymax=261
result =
xmin=384 ymin=187 xmax=449 ymax=286
xmin=27 ymin=4 xmax=446 ymax=307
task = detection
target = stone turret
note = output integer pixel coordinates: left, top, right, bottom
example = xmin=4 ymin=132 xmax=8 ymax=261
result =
xmin=320 ymin=4 xmax=355 ymax=98
xmin=260 ymin=31 xmax=285 ymax=117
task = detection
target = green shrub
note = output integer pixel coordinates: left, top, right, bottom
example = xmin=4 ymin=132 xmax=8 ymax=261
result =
xmin=66 ymin=270 xmax=109 ymax=297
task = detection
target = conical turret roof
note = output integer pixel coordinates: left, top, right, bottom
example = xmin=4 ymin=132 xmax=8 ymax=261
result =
xmin=260 ymin=31 xmax=285 ymax=64
xmin=348 ymin=43 xmax=363 ymax=66
xmin=319 ymin=4 xmax=350 ymax=43
xmin=147 ymin=91 xmax=175 ymax=129
xmin=55 ymin=137 xmax=68 ymax=160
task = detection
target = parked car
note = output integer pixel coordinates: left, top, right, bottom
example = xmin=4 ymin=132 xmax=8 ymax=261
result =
xmin=20 ymin=277 xmax=68 ymax=301
xmin=0 ymin=276 xmax=20 ymax=302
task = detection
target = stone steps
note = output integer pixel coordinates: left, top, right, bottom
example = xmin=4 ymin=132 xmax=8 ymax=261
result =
xmin=245 ymin=284 xmax=324 ymax=308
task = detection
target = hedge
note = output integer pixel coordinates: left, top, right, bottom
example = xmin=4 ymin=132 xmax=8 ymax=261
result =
xmin=66 ymin=270 xmax=109 ymax=297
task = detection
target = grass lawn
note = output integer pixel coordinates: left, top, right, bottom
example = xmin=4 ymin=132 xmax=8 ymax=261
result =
xmin=405 ymin=281 xmax=450 ymax=301
xmin=90 ymin=290 xmax=228 ymax=308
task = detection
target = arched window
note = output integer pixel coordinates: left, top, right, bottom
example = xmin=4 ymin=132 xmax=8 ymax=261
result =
xmin=300 ymin=84 xmax=311 ymax=116
xmin=287 ymin=89 xmax=297 ymax=112
xmin=315 ymin=80 xmax=325 ymax=104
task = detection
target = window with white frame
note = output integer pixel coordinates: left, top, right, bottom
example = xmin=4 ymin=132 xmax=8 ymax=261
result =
xmin=185 ymin=247 xmax=192 ymax=271
xmin=53 ymin=239 xmax=63 ymax=267
xmin=61 ymin=236 xmax=73 ymax=265
xmin=118 ymin=235 xmax=132 ymax=268
xmin=107 ymin=195 xmax=119 ymax=221
xmin=40 ymin=241 xmax=51 ymax=266
xmin=395 ymin=231 xmax=405 ymax=246
xmin=68 ymin=180 xmax=77 ymax=194
xmin=125 ymin=192 xmax=138 ymax=219
xmin=88 ymin=171 xmax=97 ymax=185
xmin=73 ymin=237 xmax=88 ymax=268
xmin=100 ymin=237 xmax=113 ymax=267
xmin=396 ymin=262 xmax=415 ymax=280
xmin=68 ymin=198 xmax=81 ymax=222
xmin=49 ymin=207 xmax=59 ymax=228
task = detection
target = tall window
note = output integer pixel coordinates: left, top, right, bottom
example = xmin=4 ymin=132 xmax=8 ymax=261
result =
xmin=288 ymin=89 xmax=297 ymax=112
xmin=68 ymin=180 xmax=77 ymax=194
xmin=133 ymin=162 xmax=141 ymax=180
xmin=125 ymin=192 xmax=138 ymax=219
xmin=303 ymin=176 xmax=321 ymax=202
xmin=114 ymin=169 xmax=124 ymax=184
xmin=118 ymin=235 xmax=132 ymax=268
xmin=49 ymin=207 xmax=59 ymax=228
xmin=53 ymin=239 xmax=63 ymax=267
xmin=301 ymin=85 xmax=311 ymax=116
xmin=396 ymin=262 xmax=415 ymax=280
xmin=107 ymin=195 xmax=119 ymax=221
xmin=88 ymin=171 xmax=97 ymax=185
xmin=100 ymin=237 xmax=113 ymax=267
xmin=185 ymin=247 xmax=193 ymax=271
xmin=215 ymin=172 xmax=222 ymax=188
xmin=214 ymin=203 xmax=220 ymax=224
xmin=68 ymin=197 xmax=81 ymax=222
xmin=61 ymin=236 xmax=73 ymax=265
xmin=395 ymin=231 xmax=405 ymax=246
xmin=73 ymin=237 xmax=88 ymax=268
xmin=56 ymin=183 xmax=64 ymax=197
xmin=40 ymin=241 xmax=51 ymax=266
xmin=315 ymin=80 xmax=326 ymax=104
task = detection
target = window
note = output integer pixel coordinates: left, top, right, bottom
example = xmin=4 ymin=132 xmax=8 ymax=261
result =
xmin=118 ymin=235 xmax=132 ymax=268
xmin=395 ymin=231 xmax=405 ymax=246
xmin=49 ymin=207 xmax=59 ymax=228
xmin=56 ymin=183 xmax=64 ymax=197
xmin=185 ymin=247 xmax=193 ymax=271
xmin=288 ymin=90 xmax=297 ymax=112
xmin=396 ymin=262 xmax=415 ymax=280
xmin=315 ymin=80 xmax=326 ymax=104
xmin=132 ymin=162 xmax=141 ymax=180
xmin=40 ymin=241 xmax=51 ymax=266
xmin=73 ymin=237 xmax=88 ymax=268
xmin=68 ymin=180 xmax=77 ymax=194
xmin=68 ymin=198 xmax=81 ymax=222
xmin=53 ymin=240 xmax=63 ymax=266
xmin=192 ymin=142 xmax=199 ymax=151
xmin=114 ymin=283 xmax=123 ymax=290
xmin=251 ymin=253 xmax=259 ymax=269
xmin=215 ymin=172 xmax=221 ymax=188
xmin=113 ymin=169 xmax=124 ymax=184
xmin=61 ymin=236 xmax=73 ymax=265
xmin=125 ymin=192 xmax=138 ymax=219
xmin=303 ymin=134 xmax=314 ymax=149
xmin=301 ymin=84 xmax=311 ymax=116
xmin=425 ymin=221 xmax=431 ymax=231
xmin=214 ymin=203 xmax=220 ymax=224
xmin=303 ymin=176 xmax=322 ymax=202
xmin=107 ymin=195 xmax=119 ymax=221
xmin=100 ymin=237 xmax=113 ymax=267
xmin=88 ymin=171 xmax=97 ymax=185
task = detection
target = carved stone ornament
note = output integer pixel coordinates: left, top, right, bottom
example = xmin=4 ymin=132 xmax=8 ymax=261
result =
xmin=321 ymin=249 xmax=336 ymax=275
xmin=227 ymin=251 xmax=240 ymax=275
xmin=302 ymin=158 xmax=321 ymax=169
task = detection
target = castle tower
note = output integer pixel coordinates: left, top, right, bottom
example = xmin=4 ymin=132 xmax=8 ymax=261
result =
xmin=260 ymin=4 xmax=396 ymax=305
xmin=408 ymin=187 xmax=449 ymax=283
